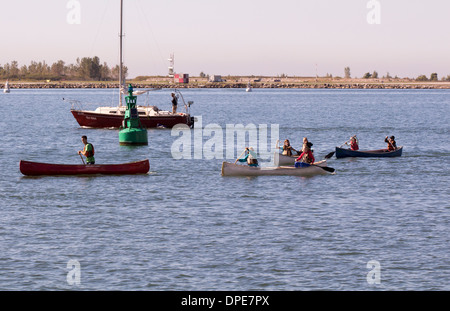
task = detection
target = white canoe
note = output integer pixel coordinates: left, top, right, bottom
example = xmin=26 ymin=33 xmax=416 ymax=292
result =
xmin=274 ymin=152 xmax=328 ymax=167
xmin=221 ymin=161 xmax=335 ymax=177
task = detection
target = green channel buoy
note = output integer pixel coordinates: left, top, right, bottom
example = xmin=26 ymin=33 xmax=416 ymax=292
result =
xmin=119 ymin=84 xmax=148 ymax=146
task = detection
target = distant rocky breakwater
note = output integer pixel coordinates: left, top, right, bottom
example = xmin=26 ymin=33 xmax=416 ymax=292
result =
xmin=7 ymin=81 xmax=450 ymax=89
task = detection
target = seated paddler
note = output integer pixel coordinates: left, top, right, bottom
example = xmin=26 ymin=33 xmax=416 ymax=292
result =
xmin=295 ymin=142 xmax=315 ymax=168
xmin=238 ymin=147 xmax=259 ymax=167
xmin=278 ymin=139 xmax=295 ymax=156
xmin=385 ymin=135 xmax=397 ymax=151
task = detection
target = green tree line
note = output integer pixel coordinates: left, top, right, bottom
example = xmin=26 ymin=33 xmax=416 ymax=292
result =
xmin=0 ymin=57 xmax=127 ymax=81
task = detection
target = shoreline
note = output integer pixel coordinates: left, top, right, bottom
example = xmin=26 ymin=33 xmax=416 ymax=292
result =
xmin=4 ymin=79 xmax=450 ymax=89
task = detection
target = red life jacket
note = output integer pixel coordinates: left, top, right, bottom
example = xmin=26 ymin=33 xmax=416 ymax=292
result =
xmin=350 ymin=141 xmax=359 ymax=151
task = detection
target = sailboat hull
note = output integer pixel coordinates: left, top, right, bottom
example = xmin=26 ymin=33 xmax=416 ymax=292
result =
xmin=71 ymin=109 xmax=194 ymax=128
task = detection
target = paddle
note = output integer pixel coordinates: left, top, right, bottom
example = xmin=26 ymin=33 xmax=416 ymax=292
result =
xmin=324 ymin=151 xmax=335 ymax=159
xmin=79 ymin=153 xmax=85 ymax=165
xmin=312 ymin=164 xmax=335 ymax=173
xmin=324 ymin=141 xmax=349 ymax=159
xmin=234 ymin=149 xmax=247 ymax=164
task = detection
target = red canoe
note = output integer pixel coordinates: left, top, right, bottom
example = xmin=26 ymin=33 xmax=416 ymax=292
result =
xmin=19 ymin=159 xmax=150 ymax=176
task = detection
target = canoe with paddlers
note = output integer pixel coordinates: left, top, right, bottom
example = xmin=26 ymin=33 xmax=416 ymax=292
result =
xmin=335 ymin=146 xmax=403 ymax=159
xmin=221 ymin=161 xmax=335 ymax=177
xmin=19 ymin=159 xmax=150 ymax=176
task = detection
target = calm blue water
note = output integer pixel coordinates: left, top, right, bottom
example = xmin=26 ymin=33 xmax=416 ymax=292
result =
xmin=0 ymin=88 xmax=449 ymax=290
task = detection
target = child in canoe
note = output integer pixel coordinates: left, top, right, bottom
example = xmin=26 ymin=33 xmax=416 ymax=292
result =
xmin=295 ymin=142 xmax=315 ymax=168
xmin=237 ymin=147 xmax=259 ymax=167
xmin=278 ymin=139 xmax=295 ymax=156
xmin=349 ymin=135 xmax=359 ymax=151
xmin=385 ymin=136 xmax=397 ymax=151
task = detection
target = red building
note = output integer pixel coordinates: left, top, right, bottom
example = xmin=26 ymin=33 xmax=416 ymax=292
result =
xmin=174 ymin=73 xmax=189 ymax=83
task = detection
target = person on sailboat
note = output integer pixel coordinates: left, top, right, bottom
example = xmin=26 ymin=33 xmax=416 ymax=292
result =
xmin=237 ymin=147 xmax=259 ymax=167
xmin=3 ymin=80 xmax=10 ymax=93
xmin=171 ymin=92 xmax=178 ymax=114
xmin=295 ymin=142 xmax=315 ymax=168
xmin=78 ymin=135 xmax=95 ymax=164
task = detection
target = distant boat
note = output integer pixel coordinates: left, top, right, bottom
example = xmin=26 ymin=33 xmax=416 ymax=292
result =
xmin=3 ymin=80 xmax=10 ymax=93
xmin=19 ymin=159 xmax=150 ymax=176
xmin=246 ymin=82 xmax=252 ymax=92
xmin=335 ymin=146 xmax=403 ymax=158
xmin=70 ymin=0 xmax=195 ymax=129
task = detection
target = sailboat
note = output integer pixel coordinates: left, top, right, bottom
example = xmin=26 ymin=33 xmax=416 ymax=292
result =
xmin=3 ymin=80 xmax=10 ymax=93
xmin=70 ymin=0 xmax=195 ymax=129
xmin=245 ymin=82 xmax=252 ymax=92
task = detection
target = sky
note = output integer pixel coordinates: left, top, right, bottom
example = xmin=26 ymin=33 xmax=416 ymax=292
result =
xmin=1 ymin=0 xmax=450 ymax=79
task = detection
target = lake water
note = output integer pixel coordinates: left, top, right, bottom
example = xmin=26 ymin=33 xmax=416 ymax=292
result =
xmin=0 ymin=88 xmax=448 ymax=291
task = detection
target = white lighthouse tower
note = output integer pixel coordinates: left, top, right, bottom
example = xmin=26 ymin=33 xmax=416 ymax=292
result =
xmin=168 ymin=53 xmax=174 ymax=78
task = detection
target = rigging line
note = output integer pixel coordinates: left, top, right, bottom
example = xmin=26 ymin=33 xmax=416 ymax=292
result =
xmin=89 ymin=0 xmax=110 ymax=58
xmin=135 ymin=0 xmax=168 ymax=73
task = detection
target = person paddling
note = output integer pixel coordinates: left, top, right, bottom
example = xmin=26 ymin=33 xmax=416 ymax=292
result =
xmin=237 ymin=147 xmax=259 ymax=167
xmin=348 ymin=135 xmax=359 ymax=151
xmin=385 ymin=135 xmax=397 ymax=151
xmin=295 ymin=142 xmax=315 ymax=168
xmin=278 ymin=139 xmax=295 ymax=156
xmin=78 ymin=135 xmax=95 ymax=164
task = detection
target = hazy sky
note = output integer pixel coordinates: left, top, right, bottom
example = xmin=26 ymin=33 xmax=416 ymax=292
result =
xmin=1 ymin=0 xmax=450 ymax=78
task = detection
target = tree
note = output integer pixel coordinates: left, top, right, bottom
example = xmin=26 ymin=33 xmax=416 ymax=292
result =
xmin=415 ymin=75 xmax=428 ymax=81
xmin=1 ymin=57 xmax=126 ymax=81
xmin=51 ymin=60 xmax=65 ymax=77
xmin=430 ymin=73 xmax=438 ymax=81
xmin=19 ymin=65 xmax=28 ymax=78
xmin=100 ymin=62 xmax=111 ymax=81
xmin=10 ymin=61 xmax=19 ymax=78
xmin=363 ymin=72 xmax=372 ymax=79
xmin=344 ymin=67 xmax=351 ymax=79
xmin=77 ymin=57 xmax=101 ymax=80
xmin=372 ymin=71 xmax=378 ymax=79
xmin=111 ymin=65 xmax=128 ymax=81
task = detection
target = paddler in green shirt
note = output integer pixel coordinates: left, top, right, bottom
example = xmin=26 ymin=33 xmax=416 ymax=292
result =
xmin=78 ymin=135 xmax=95 ymax=164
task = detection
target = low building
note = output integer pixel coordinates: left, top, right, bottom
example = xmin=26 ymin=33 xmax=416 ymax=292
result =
xmin=209 ymin=75 xmax=222 ymax=82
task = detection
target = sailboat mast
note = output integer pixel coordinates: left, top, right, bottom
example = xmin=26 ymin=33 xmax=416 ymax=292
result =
xmin=119 ymin=0 xmax=124 ymax=106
